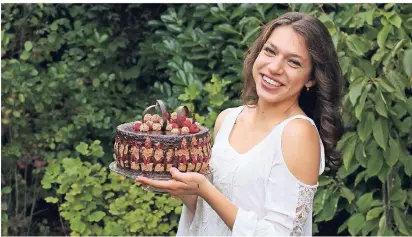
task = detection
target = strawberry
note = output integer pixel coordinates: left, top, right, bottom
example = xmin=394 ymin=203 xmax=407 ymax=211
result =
xmin=133 ymin=121 xmax=142 ymax=131
xmin=182 ymin=120 xmax=192 ymax=128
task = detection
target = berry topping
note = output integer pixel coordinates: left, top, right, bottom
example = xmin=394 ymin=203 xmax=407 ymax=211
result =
xmin=171 ymin=112 xmax=178 ymax=120
xmin=143 ymin=114 xmax=152 ymax=122
xmin=133 ymin=121 xmax=142 ymax=131
xmin=182 ymin=120 xmax=192 ymax=128
xmin=140 ymin=123 xmax=149 ymax=132
xmin=181 ymin=126 xmax=190 ymax=134
xmin=152 ymin=123 xmax=162 ymax=131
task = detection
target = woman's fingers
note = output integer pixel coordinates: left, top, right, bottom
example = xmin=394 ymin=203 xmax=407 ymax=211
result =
xmin=136 ymin=176 xmax=187 ymax=191
xmin=170 ymin=167 xmax=191 ymax=183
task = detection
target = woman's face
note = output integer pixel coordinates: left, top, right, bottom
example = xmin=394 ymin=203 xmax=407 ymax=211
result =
xmin=252 ymin=25 xmax=313 ymax=104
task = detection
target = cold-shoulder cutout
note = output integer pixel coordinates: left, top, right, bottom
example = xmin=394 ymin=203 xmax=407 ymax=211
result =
xmin=281 ymin=118 xmax=321 ymax=186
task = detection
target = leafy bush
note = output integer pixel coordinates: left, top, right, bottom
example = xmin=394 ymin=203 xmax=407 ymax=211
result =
xmin=2 ymin=3 xmax=411 ymax=236
xmin=1 ymin=3 xmax=180 ymax=236
xmin=41 ymin=141 xmax=181 ymax=236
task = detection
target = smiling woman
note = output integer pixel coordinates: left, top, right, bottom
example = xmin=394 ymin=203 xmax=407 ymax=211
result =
xmin=136 ymin=11 xmax=344 ymax=236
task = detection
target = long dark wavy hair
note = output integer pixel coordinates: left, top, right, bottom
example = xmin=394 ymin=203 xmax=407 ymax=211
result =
xmin=241 ymin=12 xmax=344 ymax=169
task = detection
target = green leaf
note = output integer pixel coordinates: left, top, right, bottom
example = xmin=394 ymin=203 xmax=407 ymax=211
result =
xmin=241 ymin=26 xmax=260 ymax=45
xmin=355 ymin=142 xmax=367 ymax=167
xmin=99 ymin=34 xmax=108 ymax=43
xmin=367 ymin=147 xmax=383 ymax=177
xmin=400 ymin=155 xmax=412 ymax=177
xmin=372 ymin=117 xmax=388 ymax=150
xmin=76 ymin=142 xmax=89 ymax=155
xmin=357 ymin=112 xmax=374 ymax=142
xmin=20 ymin=51 xmax=30 ymax=61
xmin=343 ymin=136 xmax=357 ymax=170
xmin=355 ymin=171 xmax=366 ymax=186
xmin=71 ymin=218 xmax=86 ymax=233
xmin=315 ymin=192 xmax=340 ymax=222
xmin=340 ymin=187 xmax=355 ymax=204
xmin=388 ymin=13 xmax=402 ymax=28
xmin=356 ymin=192 xmax=374 ymax=213
xmin=385 ymin=137 xmax=400 ymax=167
xmin=365 ymin=9 xmax=374 ymax=25
xmin=88 ymin=211 xmax=106 ymax=222
xmin=24 ymin=41 xmax=33 ymax=51
xmin=215 ymin=24 xmax=239 ymax=35
xmin=355 ymin=84 xmax=371 ymax=119
xmin=375 ymin=90 xmax=387 ymax=118
xmin=366 ymin=207 xmax=384 ymax=221
xmin=45 ymin=197 xmax=58 ymax=203
xmin=92 ymin=78 xmax=100 ymax=88
xmin=377 ymin=25 xmax=391 ymax=48
xmin=2 ymin=186 xmax=12 ymax=194
xmin=348 ymin=213 xmax=365 ymax=236
xmin=349 ymin=78 xmax=365 ymax=106
xmin=393 ymin=207 xmax=411 ymax=235
xmin=403 ymin=49 xmax=412 ymax=77
xmin=359 ymin=59 xmax=376 ymax=78
xmin=377 ymin=77 xmax=395 ymax=93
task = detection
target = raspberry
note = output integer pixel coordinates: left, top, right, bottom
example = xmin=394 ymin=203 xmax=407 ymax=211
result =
xmin=133 ymin=121 xmax=142 ymax=131
xmin=182 ymin=120 xmax=192 ymax=128
xmin=189 ymin=124 xmax=200 ymax=133
xmin=179 ymin=115 xmax=187 ymax=123
xmin=171 ymin=123 xmax=179 ymax=129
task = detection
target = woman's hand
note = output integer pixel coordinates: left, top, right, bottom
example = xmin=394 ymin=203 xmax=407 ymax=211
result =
xmin=136 ymin=167 xmax=209 ymax=197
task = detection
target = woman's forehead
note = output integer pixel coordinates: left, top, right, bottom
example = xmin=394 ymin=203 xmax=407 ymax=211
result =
xmin=265 ymin=26 xmax=310 ymax=60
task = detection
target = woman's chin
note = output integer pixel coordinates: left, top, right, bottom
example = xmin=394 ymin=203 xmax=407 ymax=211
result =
xmin=256 ymin=88 xmax=282 ymax=104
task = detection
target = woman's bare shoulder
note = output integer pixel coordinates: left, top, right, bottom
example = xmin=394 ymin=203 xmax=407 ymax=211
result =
xmin=213 ymin=107 xmax=236 ymax=140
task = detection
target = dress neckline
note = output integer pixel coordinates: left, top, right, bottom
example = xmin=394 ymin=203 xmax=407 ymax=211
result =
xmin=226 ymin=106 xmax=312 ymax=156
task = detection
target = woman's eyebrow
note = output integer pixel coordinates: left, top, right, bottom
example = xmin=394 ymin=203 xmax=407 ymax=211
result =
xmin=266 ymin=42 xmax=304 ymax=60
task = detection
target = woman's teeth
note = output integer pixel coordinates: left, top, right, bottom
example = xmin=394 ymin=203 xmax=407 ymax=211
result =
xmin=263 ymin=75 xmax=282 ymax=87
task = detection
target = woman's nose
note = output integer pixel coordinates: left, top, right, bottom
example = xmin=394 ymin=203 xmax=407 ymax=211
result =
xmin=267 ymin=58 xmax=284 ymax=75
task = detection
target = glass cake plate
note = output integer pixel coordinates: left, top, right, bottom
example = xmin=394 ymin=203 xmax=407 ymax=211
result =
xmin=109 ymin=162 xmax=214 ymax=193
xmin=109 ymin=161 xmax=171 ymax=193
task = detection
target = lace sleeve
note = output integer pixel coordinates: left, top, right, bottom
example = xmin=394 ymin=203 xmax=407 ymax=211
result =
xmin=290 ymin=184 xmax=317 ymax=236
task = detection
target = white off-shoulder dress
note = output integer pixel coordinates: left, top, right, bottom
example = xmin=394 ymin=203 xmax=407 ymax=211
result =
xmin=177 ymin=105 xmax=325 ymax=236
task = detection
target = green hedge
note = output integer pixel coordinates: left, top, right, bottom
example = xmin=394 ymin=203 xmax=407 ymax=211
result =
xmin=1 ymin=3 xmax=412 ymax=236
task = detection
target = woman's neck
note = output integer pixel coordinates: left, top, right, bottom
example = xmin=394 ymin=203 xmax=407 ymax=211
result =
xmin=251 ymin=98 xmax=301 ymax=128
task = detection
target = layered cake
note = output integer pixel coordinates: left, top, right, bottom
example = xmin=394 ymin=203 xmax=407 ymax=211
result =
xmin=113 ymin=100 xmax=211 ymax=178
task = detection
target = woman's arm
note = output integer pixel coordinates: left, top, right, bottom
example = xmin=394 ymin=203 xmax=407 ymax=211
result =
xmin=179 ymin=194 xmax=198 ymax=214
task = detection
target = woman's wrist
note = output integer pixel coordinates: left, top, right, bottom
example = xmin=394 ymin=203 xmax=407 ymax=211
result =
xmin=198 ymin=177 xmax=215 ymax=199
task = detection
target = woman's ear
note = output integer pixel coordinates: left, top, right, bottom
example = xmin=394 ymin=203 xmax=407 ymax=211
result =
xmin=305 ymin=79 xmax=316 ymax=89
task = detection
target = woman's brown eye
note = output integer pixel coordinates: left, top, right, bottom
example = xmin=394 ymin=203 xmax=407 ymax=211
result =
xmin=263 ymin=47 xmax=275 ymax=55
xmin=289 ymin=60 xmax=301 ymax=67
